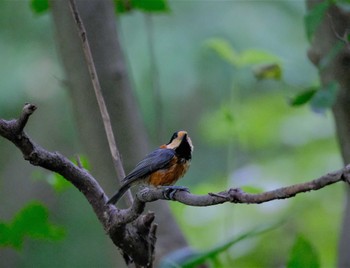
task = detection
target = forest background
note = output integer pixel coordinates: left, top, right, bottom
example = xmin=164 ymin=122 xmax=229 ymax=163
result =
xmin=0 ymin=0 xmax=343 ymax=267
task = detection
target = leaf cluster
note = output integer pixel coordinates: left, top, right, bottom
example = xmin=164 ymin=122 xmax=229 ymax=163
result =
xmin=30 ymin=0 xmax=170 ymax=15
xmin=0 ymin=202 xmax=65 ymax=249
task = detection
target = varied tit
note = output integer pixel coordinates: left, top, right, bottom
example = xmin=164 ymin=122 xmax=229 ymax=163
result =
xmin=107 ymin=130 xmax=193 ymax=204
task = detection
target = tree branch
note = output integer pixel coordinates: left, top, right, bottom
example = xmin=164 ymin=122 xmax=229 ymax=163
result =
xmin=136 ymin=166 xmax=350 ymax=206
xmin=68 ymin=0 xmax=134 ymax=205
xmin=1 ymin=103 xmax=349 ymax=267
xmin=0 ymin=104 xmax=155 ymax=267
xmin=306 ymin=2 xmax=350 ymax=266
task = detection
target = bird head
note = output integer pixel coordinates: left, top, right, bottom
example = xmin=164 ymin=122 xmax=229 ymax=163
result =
xmin=166 ymin=131 xmax=193 ymax=160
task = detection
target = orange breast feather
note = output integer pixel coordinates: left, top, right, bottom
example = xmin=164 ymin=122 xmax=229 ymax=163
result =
xmin=148 ymin=158 xmax=190 ymax=186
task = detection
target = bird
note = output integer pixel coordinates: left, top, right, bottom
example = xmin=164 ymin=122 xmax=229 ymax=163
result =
xmin=107 ymin=130 xmax=193 ymax=205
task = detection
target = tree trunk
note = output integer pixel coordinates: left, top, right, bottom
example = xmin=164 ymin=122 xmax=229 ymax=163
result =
xmin=50 ymin=0 xmax=188 ymax=265
xmin=306 ymin=1 xmax=350 ymax=266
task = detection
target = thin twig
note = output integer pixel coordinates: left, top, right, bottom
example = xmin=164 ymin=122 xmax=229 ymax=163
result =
xmin=136 ymin=166 xmax=350 ymax=206
xmin=328 ymin=14 xmax=350 ymax=50
xmin=75 ymin=154 xmax=83 ymax=169
xmin=68 ymin=0 xmax=133 ymax=205
xmin=1 ymin=103 xmax=349 ymax=266
xmin=2 ymin=104 xmax=348 ymax=209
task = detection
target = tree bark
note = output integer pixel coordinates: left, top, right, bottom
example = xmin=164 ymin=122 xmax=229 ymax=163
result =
xmin=50 ymin=0 xmax=188 ymax=264
xmin=306 ymin=1 xmax=350 ymax=266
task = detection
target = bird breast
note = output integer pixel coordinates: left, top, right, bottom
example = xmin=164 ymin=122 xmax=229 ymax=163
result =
xmin=148 ymin=158 xmax=190 ymax=186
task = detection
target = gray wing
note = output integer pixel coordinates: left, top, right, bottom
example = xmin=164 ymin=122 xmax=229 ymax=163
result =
xmin=122 ymin=148 xmax=175 ymax=183
xmin=107 ymin=148 xmax=175 ymax=204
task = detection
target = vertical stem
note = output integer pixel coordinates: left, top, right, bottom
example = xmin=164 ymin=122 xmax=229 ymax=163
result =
xmin=68 ymin=0 xmax=133 ymax=205
xmin=306 ymin=1 xmax=350 ymax=266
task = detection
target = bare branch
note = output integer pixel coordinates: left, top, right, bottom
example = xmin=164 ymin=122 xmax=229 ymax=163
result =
xmin=136 ymin=166 xmax=350 ymax=206
xmin=16 ymin=103 xmax=37 ymax=133
xmin=1 ymin=103 xmax=348 ymax=267
xmin=0 ymin=103 xmax=110 ymax=221
xmin=0 ymin=103 xmax=155 ymax=267
xmin=67 ymin=0 xmax=134 ymax=205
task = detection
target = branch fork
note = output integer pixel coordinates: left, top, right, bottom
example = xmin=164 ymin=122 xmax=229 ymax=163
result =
xmin=0 ymin=104 xmax=155 ymax=267
xmin=1 ymin=103 xmax=349 ymax=267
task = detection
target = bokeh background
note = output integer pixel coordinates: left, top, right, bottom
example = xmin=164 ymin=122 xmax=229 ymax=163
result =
xmin=0 ymin=1 xmax=342 ymax=267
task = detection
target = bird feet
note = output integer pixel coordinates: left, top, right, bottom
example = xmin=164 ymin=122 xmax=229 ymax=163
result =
xmin=160 ymin=186 xmax=189 ymax=200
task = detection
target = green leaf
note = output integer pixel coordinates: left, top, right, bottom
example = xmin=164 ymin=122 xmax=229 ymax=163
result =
xmin=114 ymin=0 xmax=132 ymax=13
xmin=287 ymin=235 xmax=320 ymax=268
xmin=48 ymin=154 xmax=90 ymax=192
xmin=47 ymin=173 xmax=72 ymax=193
xmin=304 ymin=1 xmax=331 ymax=42
xmin=290 ymin=88 xmax=318 ymax=106
xmin=205 ymin=38 xmax=239 ymax=66
xmin=133 ymin=0 xmax=169 ymax=12
xmin=291 ymin=82 xmax=339 ymax=110
xmin=32 ymin=155 xmax=89 ymax=193
xmin=30 ymin=0 xmax=49 ymax=14
xmin=205 ymin=38 xmax=282 ymax=69
xmin=72 ymin=154 xmax=91 ymax=170
xmin=253 ymin=63 xmax=283 ymax=80
xmin=180 ymin=222 xmax=282 ymax=268
xmin=0 ymin=202 xmax=65 ymax=249
xmin=238 ymin=49 xmax=281 ymax=67
xmin=310 ymin=81 xmax=339 ymax=112
xmin=114 ymin=0 xmax=169 ymax=13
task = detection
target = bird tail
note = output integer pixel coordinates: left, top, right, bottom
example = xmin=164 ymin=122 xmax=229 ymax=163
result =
xmin=107 ymin=181 xmax=133 ymax=204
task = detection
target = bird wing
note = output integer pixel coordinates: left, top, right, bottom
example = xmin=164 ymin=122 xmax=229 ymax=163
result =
xmin=122 ymin=148 xmax=175 ymax=183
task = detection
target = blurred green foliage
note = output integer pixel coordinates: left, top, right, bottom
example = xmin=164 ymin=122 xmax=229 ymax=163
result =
xmin=205 ymin=38 xmax=282 ymax=68
xmin=114 ymin=0 xmax=169 ymax=13
xmin=179 ymin=222 xmax=282 ymax=268
xmin=304 ymin=0 xmax=331 ymax=42
xmin=287 ymin=235 xmax=320 ymax=268
xmin=300 ymin=0 xmax=349 ymax=114
xmin=0 ymin=202 xmax=65 ymax=249
xmin=290 ymin=88 xmax=317 ymax=106
xmin=0 ymin=0 xmax=345 ymax=267
xmin=310 ymin=81 xmax=339 ymax=112
xmin=253 ymin=63 xmax=282 ymax=81
xmin=32 ymin=155 xmax=90 ymax=193
xmin=45 ymin=173 xmax=72 ymax=193
xmin=30 ymin=0 xmax=49 ymax=14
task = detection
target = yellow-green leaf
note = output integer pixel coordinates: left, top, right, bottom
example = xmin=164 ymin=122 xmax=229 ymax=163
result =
xmin=253 ymin=63 xmax=282 ymax=80
xmin=205 ymin=38 xmax=239 ymax=66
xmin=239 ymin=49 xmax=281 ymax=67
